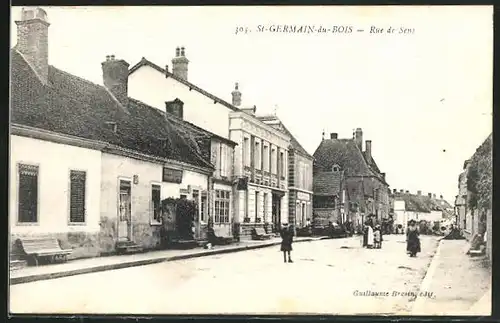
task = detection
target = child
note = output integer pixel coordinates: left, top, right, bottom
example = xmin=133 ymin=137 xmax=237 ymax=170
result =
xmin=373 ymin=225 xmax=381 ymax=249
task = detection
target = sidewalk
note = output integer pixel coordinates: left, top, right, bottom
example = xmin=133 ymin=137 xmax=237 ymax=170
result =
xmin=411 ymin=239 xmax=492 ymax=316
xmin=10 ymin=236 xmax=322 ymax=285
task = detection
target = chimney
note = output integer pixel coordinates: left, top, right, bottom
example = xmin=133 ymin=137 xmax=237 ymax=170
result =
xmin=392 ymin=189 xmax=397 ymax=194
xmin=406 ymin=190 xmax=409 ymax=194
xmin=400 ymin=189 xmax=404 ymax=193
xmin=15 ymin=7 xmax=50 ymax=84
xmin=102 ymin=55 xmax=130 ymax=107
xmin=381 ymin=172 xmax=385 ymax=180
xmin=172 ymin=46 xmax=189 ymax=80
xmin=330 ymin=133 xmax=338 ymax=139
xmin=428 ymin=193 xmax=432 ymax=198
xmin=417 ymin=190 xmax=421 ymax=195
xmin=231 ymin=82 xmax=242 ymax=106
xmin=165 ymin=99 xmax=184 ymax=119
xmin=354 ymin=128 xmax=363 ymax=151
xmin=241 ymin=105 xmax=257 ymax=116
xmin=440 ymin=194 xmax=443 ymax=199
xmin=365 ymin=140 xmax=372 ymax=160
xmin=433 ymin=194 xmax=436 ymax=198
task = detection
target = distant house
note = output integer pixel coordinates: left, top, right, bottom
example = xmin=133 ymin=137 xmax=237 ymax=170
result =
xmin=257 ymin=115 xmax=314 ymax=229
xmin=391 ymin=190 xmax=452 ymax=233
xmin=312 ymin=130 xmax=390 ymax=231
xmin=10 ymin=7 xmax=216 ymax=259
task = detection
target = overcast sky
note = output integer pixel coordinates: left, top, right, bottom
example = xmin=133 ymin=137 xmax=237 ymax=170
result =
xmin=10 ymin=6 xmax=492 ymax=203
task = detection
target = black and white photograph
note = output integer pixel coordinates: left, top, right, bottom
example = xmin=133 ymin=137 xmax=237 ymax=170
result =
xmin=8 ymin=5 xmax=492 ymax=316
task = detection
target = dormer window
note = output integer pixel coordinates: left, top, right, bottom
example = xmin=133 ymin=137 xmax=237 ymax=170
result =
xmin=105 ymin=121 xmax=117 ymax=133
xmin=332 ymin=164 xmax=341 ymax=172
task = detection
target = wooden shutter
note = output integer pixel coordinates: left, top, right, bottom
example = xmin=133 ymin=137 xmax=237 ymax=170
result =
xmin=18 ymin=164 xmax=38 ymax=223
xmin=70 ymin=170 xmax=86 ymax=223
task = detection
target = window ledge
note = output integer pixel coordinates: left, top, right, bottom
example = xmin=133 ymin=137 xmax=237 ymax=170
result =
xmin=16 ymin=222 xmax=39 ymax=226
xmin=150 ymin=222 xmax=162 ymax=226
xmin=68 ymin=222 xmax=87 ymax=226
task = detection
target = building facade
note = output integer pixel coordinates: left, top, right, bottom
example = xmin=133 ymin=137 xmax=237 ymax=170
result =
xmin=257 ymin=115 xmax=314 ymax=229
xmin=10 ymin=7 xmax=216 ymax=259
xmin=312 ymin=130 xmax=390 ymax=232
xmin=229 ymin=109 xmax=291 ymax=238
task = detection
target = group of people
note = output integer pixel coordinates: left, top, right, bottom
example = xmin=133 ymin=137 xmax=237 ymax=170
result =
xmin=278 ymin=218 xmax=423 ymax=263
xmin=362 ymin=220 xmax=383 ymax=249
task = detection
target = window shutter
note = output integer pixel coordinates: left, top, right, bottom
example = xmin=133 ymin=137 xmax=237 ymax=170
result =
xmin=70 ymin=171 xmax=86 ymax=223
xmin=18 ymin=164 xmax=38 ymax=223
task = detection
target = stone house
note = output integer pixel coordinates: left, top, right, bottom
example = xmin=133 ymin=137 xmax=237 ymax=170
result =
xmin=10 ymin=7 xmax=218 ymax=259
xmin=128 ymin=54 xmax=291 ymax=239
xmin=257 ymin=115 xmax=314 ymax=229
xmin=455 ymin=133 xmax=492 ymax=261
xmin=312 ymin=130 xmax=390 ymax=231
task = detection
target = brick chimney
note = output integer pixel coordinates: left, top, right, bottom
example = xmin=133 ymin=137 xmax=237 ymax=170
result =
xmin=417 ymin=190 xmax=421 ymax=195
xmin=433 ymin=194 xmax=436 ymax=198
xmin=330 ymin=133 xmax=338 ymax=139
xmin=165 ymin=98 xmax=184 ymax=119
xmin=15 ymin=7 xmax=50 ymax=84
xmin=231 ymin=82 xmax=242 ymax=106
xmin=365 ymin=140 xmax=372 ymax=160
xmin=440 ymin=194 xmax=443 ymax=199
xmin=354 ymin=128 xmax=363 ymax=151
xmin=400 ymin=189 xmax=404 ymax=193
xmin=102 ymin=55 xmax=130 ymax=107
xmin=428 ymin=193 xmax=432 ymax=198
xmin=172 ymin=46 xmax=189 ymax=80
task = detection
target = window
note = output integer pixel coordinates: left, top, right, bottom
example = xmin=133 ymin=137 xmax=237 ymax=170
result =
xmin=151 ymin=184 xmax=162 ymax=224
xmin=201 ymin=193 xmax=208 ymax=222
xmin=214 ymin=190 xmax=230 ymax=223
xmin=280 ymin=151 xmax=285 ymax=178
xmin=255 ymin=141 xmax=261 ymax=170
xmin=255 ymin=191 xmax=260 ymax=220
xmin=243 ymin=137 xmax=250 ymax=167
xmin=18 ymin=164 xmax=39 ymax=223
xmin=263 ymin=145 xmax=269 ymax=171
xmin=69 ymin=170 xmax=86 ymax=223
xmin=271 ymin=148 xmax=276 ymax=174
xmin=332 ymin=164 xmax=341 ymax=172
xmin=192 ymin=189 xmax=200 ymax=221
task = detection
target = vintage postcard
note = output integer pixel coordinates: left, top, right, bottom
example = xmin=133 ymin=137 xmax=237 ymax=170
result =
xmin=9 ymin=5 xmax=492 ymax=316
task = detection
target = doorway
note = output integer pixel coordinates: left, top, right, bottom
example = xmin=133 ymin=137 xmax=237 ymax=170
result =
xmin=272 ymin=194 xmax=281 ymax=232
xmin=118 ymin=180 xmax=132 ymax=241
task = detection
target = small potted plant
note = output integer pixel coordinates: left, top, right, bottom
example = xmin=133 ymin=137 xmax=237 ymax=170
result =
xmin=255 ymin=217 xmax=262 ymax=223
xmin=243 ymin=217 xmax=251 ymax=223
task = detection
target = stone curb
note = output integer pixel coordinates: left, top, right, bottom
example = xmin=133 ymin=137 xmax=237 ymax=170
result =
xmin=410 ymin=238 xmax=443 ymax=315
xmin=10 ymin=237 xmax=317 ymax=285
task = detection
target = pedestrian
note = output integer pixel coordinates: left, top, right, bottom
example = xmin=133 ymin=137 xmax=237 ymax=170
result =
xmin=406 ymin=219 xmax=421 ymax=257
xmin=362 ymin=222 xmax=368 ymax=247
xmin=373 ymin=225 xmax=381 ymax=249
xmin=280 ymin=223 xmax=294 ymax=263
xmin=366 ymin=222 xmax=374 ymax=249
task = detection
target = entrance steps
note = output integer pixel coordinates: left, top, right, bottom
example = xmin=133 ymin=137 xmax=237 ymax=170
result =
xmin=115 ymin=240 xmax=143 ymax=254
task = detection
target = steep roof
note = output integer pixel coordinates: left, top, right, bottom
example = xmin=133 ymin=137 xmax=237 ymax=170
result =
xmin=11 ymin=49 xmax=213 ymax=170
xmin=129 ymin=57 xmax=239 ymax=112
xmin=392 ymin=193 xmax=452 ymax=213
xmin=257 ymin=115 xmax=313 ymax=159
xmin=313 ymin=138 xmax=374 ymax=177
xmin=313 ymin=171 xmax=343 ymax=196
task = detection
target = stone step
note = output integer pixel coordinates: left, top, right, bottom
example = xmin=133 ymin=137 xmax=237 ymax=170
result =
xmin=10 ymin=259 xmax=27 ymax=271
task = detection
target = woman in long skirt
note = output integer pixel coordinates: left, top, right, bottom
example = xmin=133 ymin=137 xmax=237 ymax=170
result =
xmin=366 ymin=224 xmax=374 ymax=249
xmin=406 ymin=220 xmax=421 ymax=257
xmin=280 ymin=223 xmax=293 ymax=263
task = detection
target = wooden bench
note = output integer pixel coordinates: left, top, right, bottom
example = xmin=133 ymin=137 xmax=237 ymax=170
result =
xmin=251 ymin=227 xmax=272 ymax=240
xmin=16 ymin=237 xmax=72 ymax=266
xmin=208 ymin=227 xmax=234 ymax=245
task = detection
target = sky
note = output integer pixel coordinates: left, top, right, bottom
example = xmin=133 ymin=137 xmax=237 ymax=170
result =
xmin=10 ymin=6 xmax=493 ymax=203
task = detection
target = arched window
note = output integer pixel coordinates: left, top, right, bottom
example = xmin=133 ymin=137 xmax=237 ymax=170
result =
xmin=332 ymin=164 xmax=341 ymax=172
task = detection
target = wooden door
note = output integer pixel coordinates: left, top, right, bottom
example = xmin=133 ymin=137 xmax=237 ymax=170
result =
xmin=118 ymin=180 xmax=132 ymax=241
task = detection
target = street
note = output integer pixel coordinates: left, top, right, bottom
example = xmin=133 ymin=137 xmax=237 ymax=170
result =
xmin=10 ymin=235 xmax=441 ymax=315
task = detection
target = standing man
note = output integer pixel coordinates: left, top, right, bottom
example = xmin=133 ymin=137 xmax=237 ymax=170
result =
xmin=280 ymin=223 xmax=294 ymax=263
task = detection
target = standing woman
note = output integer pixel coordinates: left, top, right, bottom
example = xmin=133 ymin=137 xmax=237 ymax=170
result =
xmin=406 ymin=219 xmax=421 ymax=257
xmin=366 ymin=223 xmax=374 ymax=249
xmin=280 ymin=223 xmax=294 ymax=263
